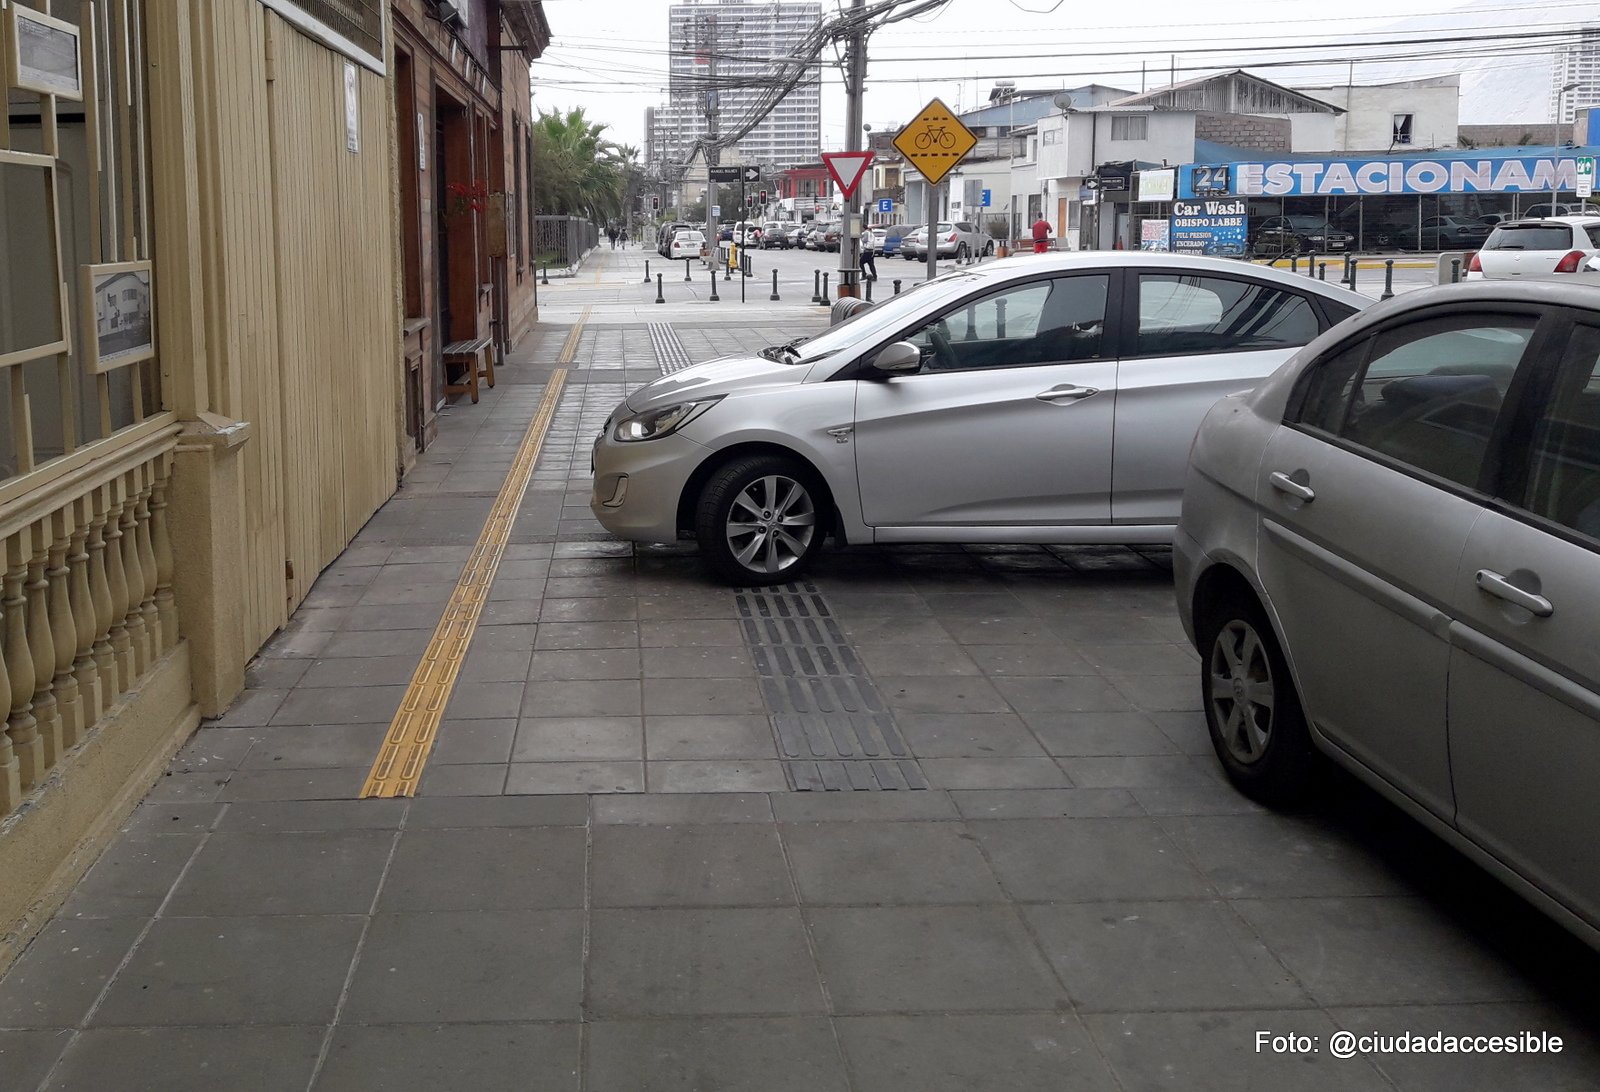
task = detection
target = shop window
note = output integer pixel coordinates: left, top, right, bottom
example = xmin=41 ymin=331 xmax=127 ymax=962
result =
xmin=1392 ymin=114 xmax=1414 ymax=146
xmin=1111 ymin=116 xmax=1148 ymax=141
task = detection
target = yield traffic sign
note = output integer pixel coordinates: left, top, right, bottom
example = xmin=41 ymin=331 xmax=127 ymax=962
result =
xmin=893 ymin=98 xmax=977 ymax=187
xmin=822 ymin=150 xmax=875 ymax=200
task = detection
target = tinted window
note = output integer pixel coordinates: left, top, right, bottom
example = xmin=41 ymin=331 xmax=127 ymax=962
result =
xmin=1586 ymin=225 xmax=1600 ymax=248
xmin=904 ymin=275 xmax=1109 ymax=372
xmin=1486 ymin=224 xmax=1573 ymax=251
xmin=1522 ymin=324 xmax=1600 ymax=542
xmin=1135 ymin=274 xmax=1319 ymax=356
xmin=1294 ymin=313 xmax=1537 ymax=490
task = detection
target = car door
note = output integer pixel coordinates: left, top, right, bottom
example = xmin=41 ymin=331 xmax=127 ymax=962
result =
xmin=1111 ymin=270 xmax=1328 ymax=524
xmin=853 ymin=273 xmax=1118 ymax=528
xmin=1447 ymin=315 xmax=1600 ymax=928
xmin=1255 ymin=307 xmax=1544 ymax=818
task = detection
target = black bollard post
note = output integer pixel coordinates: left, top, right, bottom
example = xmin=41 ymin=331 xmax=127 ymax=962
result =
xmin=1450 ymin=258 xmax=1462 ymax=284
xmin=541 ymin=263 xmax=549 ymax=286
xmin=893 ymin=279 xmax=902 ymax=295
xmin=811 ymin=270 xmax=821 ymax=304
xmin=1381 ymin=259 xmax=1395 ymax=301
xmin=684 ymin=259 xmax=692 ymax=282
xmin=1307 ymin=254 xmax=1318 ymax=277
xmin=740 ymin=262 xmax=746 ymax=303
xmin=643 ymin=260 xmax=650 ymax=284
xmin=822 ymin=272 xmax=830 ymax=301
xmin=708 ymin=267 xmax=719 ymax=302
xmin=770 ymin=269 xmax=780 ymax=301
xmin=1318 ymin=262 xmax=1326 ymax=281
xmin=1289 ymin=255 xmax=1299 ymax=275
xmin=865 ymin=278 xmax=873 ymax=302
xmin=655 ymin=273 xmax=664 ymax=304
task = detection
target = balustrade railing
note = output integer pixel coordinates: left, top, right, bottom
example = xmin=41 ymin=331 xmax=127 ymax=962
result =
xmin=0 ymin=431 xmax=179 ymax=817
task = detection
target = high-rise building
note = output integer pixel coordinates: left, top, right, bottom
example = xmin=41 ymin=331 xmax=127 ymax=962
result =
xmin=1551 ymin=26 xmax=1600 ymax=124
xmin=652 ymin=0 xmax=823 ymax=170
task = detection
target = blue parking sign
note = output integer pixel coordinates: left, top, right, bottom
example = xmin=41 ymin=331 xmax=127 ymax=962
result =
xmin=980 ymin=189 xmax=992 ymax=207
xmin=877 ymin=198 xmax=893 ymax=213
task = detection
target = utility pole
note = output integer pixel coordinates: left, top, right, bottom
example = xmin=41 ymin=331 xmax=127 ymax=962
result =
xmin=838 ymin=0 xmax=866 ymax=299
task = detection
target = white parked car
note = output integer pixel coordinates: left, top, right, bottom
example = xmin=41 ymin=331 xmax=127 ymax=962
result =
xmin=668 ymin=229 xmax=704 ymax=260
xmin=1466 ymin=216 xmax=1600 ymax=280
xmin=590 ymin=252 xmax=1366 ymax=583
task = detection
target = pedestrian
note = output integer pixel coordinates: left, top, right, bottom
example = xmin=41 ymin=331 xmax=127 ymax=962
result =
xmin=859 ymin=230 xmax=878 ymax=281
xmin=1031 ymin=216 xmax=1052 ymax=255
xmin=607 ymin=225 xmax=617 ymax=249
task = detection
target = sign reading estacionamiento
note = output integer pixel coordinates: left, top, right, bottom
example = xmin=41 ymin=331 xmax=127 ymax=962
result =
xmin=1184 ymin=153 xmax=1598 ymax=198
xmin=893 ymin=98 xmax=978 ymax=187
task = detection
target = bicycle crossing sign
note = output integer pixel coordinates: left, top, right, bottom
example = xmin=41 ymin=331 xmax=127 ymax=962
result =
xmin=893 ymin=98 xmax=977 ymax=187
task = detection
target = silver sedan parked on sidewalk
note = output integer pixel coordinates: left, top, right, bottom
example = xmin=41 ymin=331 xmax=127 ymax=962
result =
xmin=1175 ymin=280 xmax=1600 ymax=947
xmin=591 ymin=252 xmax=1366 ymax=584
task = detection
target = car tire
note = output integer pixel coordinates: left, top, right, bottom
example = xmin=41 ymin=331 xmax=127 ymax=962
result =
xmin=983 ymin=241 xmax=994 ymax=256
xmin=694 ymin=454 xmax=827 ymax=586
xmin=1197 ymin=596 xmax=1317 ymax=806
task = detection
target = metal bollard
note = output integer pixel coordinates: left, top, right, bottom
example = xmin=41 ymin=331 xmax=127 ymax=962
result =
xmin=1318 ymin=262 xmax=1326 ymax=281
xmin=655 ymin=273 xmax=664 ymax=304
xmin=1307 ymin=254 xmax=1318 ymax=277
xmin=822 ymin=272 xmax=830 ymax=300
xmin=1289 ymin=255 xmax=1299 ymax=275
xmin=541 ymin=263 xmax=549 ymax=285
xmin=643 ymin=260 xmax=650 ymax=284
xmin=865 ymin=278 xmax=873 ymax=302
xmin=740 ymin=262 xmax=746 ymax=303
xmin=1380 ymin=259 xmax=1395 ymax=301
xmin=811 ymin=270 xmax=822 ymax=304
xmin=709 ymin=267 xmax=719 ymax=302
xmin=893 ymin=279 xmax=902 ymax=295
xmin=770 ymin=269 xmax=780 ymax=301
xmin=1341 ymin=255 xmax=1353 ymax=286
xmin=684 ymin=259 xmax=692 ymax=282
xmin=1450 ymin=258 xmax=1462 ymax=284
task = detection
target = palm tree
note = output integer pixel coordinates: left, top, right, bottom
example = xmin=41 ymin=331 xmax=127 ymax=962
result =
xmin=531 ymin=108 xmax=631 ymax=222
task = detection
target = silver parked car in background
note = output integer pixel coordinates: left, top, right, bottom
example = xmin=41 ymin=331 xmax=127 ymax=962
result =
xmin=591 ymin=252 xmax=1365 ymax=583
xmin=1175 ymin=281 xmax=1600 ymax=947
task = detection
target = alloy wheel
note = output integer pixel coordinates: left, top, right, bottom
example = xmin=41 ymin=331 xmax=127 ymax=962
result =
xmin=1208 ymin=619 xmax=1276 ymax=764
xmin=724 ymin=474 xmax=816 ymax=576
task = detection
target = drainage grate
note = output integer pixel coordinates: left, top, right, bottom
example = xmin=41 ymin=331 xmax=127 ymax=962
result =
xmin=649 ymin=322 xmax=693 ymax=374
xmin=737 ymin=582 xmax=928 ymax=791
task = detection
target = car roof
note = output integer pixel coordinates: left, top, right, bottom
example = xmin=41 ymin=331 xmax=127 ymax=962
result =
xmin=1498 ymin=216 xmax=1600 ymax=228
xmin=956 ymin=250 xmax=1368 ymax=302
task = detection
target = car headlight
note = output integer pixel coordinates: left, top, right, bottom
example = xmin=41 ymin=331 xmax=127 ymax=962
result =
xmin=611 ymin=398 xmax=722 ymax=443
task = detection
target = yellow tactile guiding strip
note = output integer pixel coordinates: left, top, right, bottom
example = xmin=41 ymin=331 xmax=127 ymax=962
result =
xmin=360 ymin=314 xmax=587 ymax=798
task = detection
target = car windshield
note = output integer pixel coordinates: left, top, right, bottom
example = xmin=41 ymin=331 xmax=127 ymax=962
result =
xmin=1283 ymin=218 xmax=1331 ymax=230
xmin=1486 ymin=224 xmax=1571 ymax=250
xmin=785 ymin=271 xmax=982 ymax=363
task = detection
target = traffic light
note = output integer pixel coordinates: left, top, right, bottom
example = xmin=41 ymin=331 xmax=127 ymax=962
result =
xmin=759 ymin=189 xmax=768 ymax=203
xmin=650 ymin=195 xmax=659 ymax=210
xmin=746 ymin=193 xmax=755 ymax=207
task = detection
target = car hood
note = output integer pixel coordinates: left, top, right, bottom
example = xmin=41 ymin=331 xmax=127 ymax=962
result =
xmin=625 ymin=354 xmax=807 ymax=411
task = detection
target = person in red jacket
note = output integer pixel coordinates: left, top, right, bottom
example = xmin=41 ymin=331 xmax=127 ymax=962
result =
xmin=1031 ymin=216 xmax=1053 ymax=254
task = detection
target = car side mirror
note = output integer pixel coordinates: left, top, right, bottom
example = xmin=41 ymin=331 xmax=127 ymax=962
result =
xmin=871 ymin=341 xmax=922 ymax=375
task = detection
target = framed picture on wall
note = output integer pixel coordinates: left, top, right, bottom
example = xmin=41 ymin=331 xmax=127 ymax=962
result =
xmin=7 ymin=6 xmax=83 ymax=101
xmin=81 ymin=261 xmax=155 ymax=374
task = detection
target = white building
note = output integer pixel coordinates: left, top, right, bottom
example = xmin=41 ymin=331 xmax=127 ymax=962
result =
xmin=652 ymin=0 xmax=822 ymax=170
xmin=1552 ymin=27 xmax=1600 ymax=124
xmin=1294 ymin=77 xmax=1460 ymax=152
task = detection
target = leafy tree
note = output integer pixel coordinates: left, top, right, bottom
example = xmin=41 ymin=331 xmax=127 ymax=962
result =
xmin=531 ymin=108 xmax=635 ymax=221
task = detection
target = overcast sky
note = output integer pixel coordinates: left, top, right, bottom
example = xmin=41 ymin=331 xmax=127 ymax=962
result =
xmin=529 ymin=0 xmax=1599 ymax=149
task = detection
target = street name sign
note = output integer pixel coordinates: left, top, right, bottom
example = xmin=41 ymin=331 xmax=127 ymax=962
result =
xmin=822 ymin=151 xmax=875 ymax=200
xmin=893 ymin=98 xmax=977 ymax=187
xmin=708 ymin=166 xmax=741 ymax=183
xmin=711 ymin=204 xmax=720 ymax=217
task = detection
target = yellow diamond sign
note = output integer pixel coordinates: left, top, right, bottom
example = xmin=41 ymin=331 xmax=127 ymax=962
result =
xmin=893 ymin=98 xmax=978 ymax=187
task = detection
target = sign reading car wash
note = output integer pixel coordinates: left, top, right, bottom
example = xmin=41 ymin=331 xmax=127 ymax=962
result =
xmin=1185 ymin=152 xmax=1599 ymax=198
xmin=893 ymin=98 xmax=978 ymax=187
xmin=1171 ymin=199 xmax=1248 ymax=256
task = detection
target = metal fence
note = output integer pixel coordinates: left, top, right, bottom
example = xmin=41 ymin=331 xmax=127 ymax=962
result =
xmin=533 ymin=216 xmax=600 ymax=269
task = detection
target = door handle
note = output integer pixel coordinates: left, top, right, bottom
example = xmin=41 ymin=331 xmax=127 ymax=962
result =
xmin=1035 ymin=385 xmax=1098 ymax=403
xmin=1269 ymin=471 xmax=1316 ymax=502
xmin=1474 ymin=569 xmax=1554 ymax=617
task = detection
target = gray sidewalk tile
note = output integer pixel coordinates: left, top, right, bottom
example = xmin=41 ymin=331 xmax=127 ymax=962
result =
xmin=215 ymin=799 xmax=406 ymax=833
xmin=539 ymin=597 xmax=637 ymax=623
xmin=1131 ymin=781 xmax=1270 ymax=817
xmin=237 ymin=724 xmax=389 ymax=769
xmin=172 ymin=729 xmax=260 ymax=773
xmin=310 ymin=630 xmax=433 ymax=659
xmin=587 ymin=908 xmax=825 ymax=1017
xmin=1078 ymin=642 xmax=1201 ymax=675
xmin=642 ymin=678 xmax=765 ymax=717
xmin=429 ymin=718 xmax=518 ymax=764
xmin=1084 ymin=1010 xmax=1382 ymax=1092
xmin=894 ymin=713 xmax=1045 ymax=758
xmin=591 ymin=793 xmax=774 ymax=825
xmin=404 ymin=795 xmax=586 ymax=828
xmin=1106 ymin=674 xmax=1203 ymax=712
xmin=1149 ymin=710 xmax=1213 ymax=755
xmin=770 ymin=791 xmax=958 ymax=823
xmin=298 ymin=656 xmax=421 ymax=688
xmin=639 ymin=620 xmax=745 ymax=647
xmin=835 ymin=1013 xmax=1114 ymax=1092
xmin=1056 ymin=755 xmax=1221 ymax=790
xmin=1158 ymin=814 xmax=1413 ymax=899
xmin=970 ymin=818 xmax=1211 ymax=902
xmin=1025 ymin=900 xmax=1309 ymax=1012
xmin=943 ymin=616 xmax=1063 ymax=645
xmin=534 ymin=621 xmax=638 ymax=650
xmin=950 ymin=789 xmax=1144 ymax=821
xmin=1233 ymin=897 xmax=1540 ymax=1007
xmin=142 ymin=772 xmax=227 ymax=803
xmin=445 ymin=681 xmax=526 ymax=720
xmin=962 ymin=642 xmax=1097 ymax=676
xmin=917 ymin=758 xmax=1072 ymax=790
xmin=119 ymin=801 xmax=224 ymax=834
xmin=0 ymin=1030 xmax=71 ymax=1092
xmin=0 ymin=918 xmax=145 ymax=1027
xmin=875 ymin=676 xmax=1010 ymax=715
xmin=218 ymin=767 xmax=369 ymax=801
xmin=476 ymin=600 xmax=542 ymax=626
xmin=167 ymin=830 xmax=393 ymax=916
xmin=59 ymin=834 xmax=203 ymax=918
xmin=781 ymin=821 xmax=1005 ymax=905
xmin=513 ymin=717 xmax=643 ymax=761
xmin=990 ymin=676 xmax=1133 ymax=714
xmin=317 ymin=1023 xmax=580 ymax=1092
xmin=649 ymin=761 xmax=787 ymax=793
xmin=43 ymin=1027 xmax=325 ymax=1092
xmin=836 ymin=616 xmax=950 ymax=644
xmin=644 ymin=715 xmax=777 ymax=760
xmin=244 ymin=657 xmax=312 ymax=689
xmin=806 ymin=905 xmax=1065 ymax=1014
xmin=523 ymin=679 xmax=641 ymax=718
xmin=505 ymin=761 xmax=644 ymax=794
xmin=209 ymin=688 xmax=287 ymax=728
xmin=590 ymin=825 xmax=792 ymax=907
xmin=269 ymin=686 xmax=407 ymax=726
xmin=343 ymin=910 xmax=584 ymax=1022
xmin=378 ymin=827 xmax=586 ymax=911
xmin=416 ymin=763 xmax=507 ymax=796
xmin=526 ymin=648 xmax=642 ymax=681
xmin=462 ymin=624 xmax=541 ymax=654
xmin=1022 ymin=712 xmax=1180 ymax=757
xmin=92 ymin=915 xmax=364 ymax=1026
xmin=585 ymin=1018 xmax=847 ymax=1092
xmin=852 ymin=642 xmax=981 ymax=677
xmin=641 ymin=646 xmax=754 ymax=678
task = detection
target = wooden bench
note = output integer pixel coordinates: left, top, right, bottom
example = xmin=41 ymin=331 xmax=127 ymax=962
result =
xmin=441 ymin=337 xmax=494 ymax=404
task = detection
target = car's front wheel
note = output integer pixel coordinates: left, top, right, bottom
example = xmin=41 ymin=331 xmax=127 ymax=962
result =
xmin=1198 ymin=597 xmax=1316 ymax=806
xmin=694 ymin=455 xmax=827 ymax=585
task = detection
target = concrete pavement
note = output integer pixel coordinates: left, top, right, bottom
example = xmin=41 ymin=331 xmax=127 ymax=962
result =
xmin=1 ymin=247 xmax=1596 ymax=1091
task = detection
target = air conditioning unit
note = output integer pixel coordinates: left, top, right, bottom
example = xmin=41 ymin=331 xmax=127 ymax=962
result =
xmin=437 ymin=0 xmax=468 ymax=29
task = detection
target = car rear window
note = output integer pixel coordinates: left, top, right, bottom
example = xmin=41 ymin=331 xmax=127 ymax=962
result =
xmin=1485 ymin=224 xmax=1573 ymax=251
